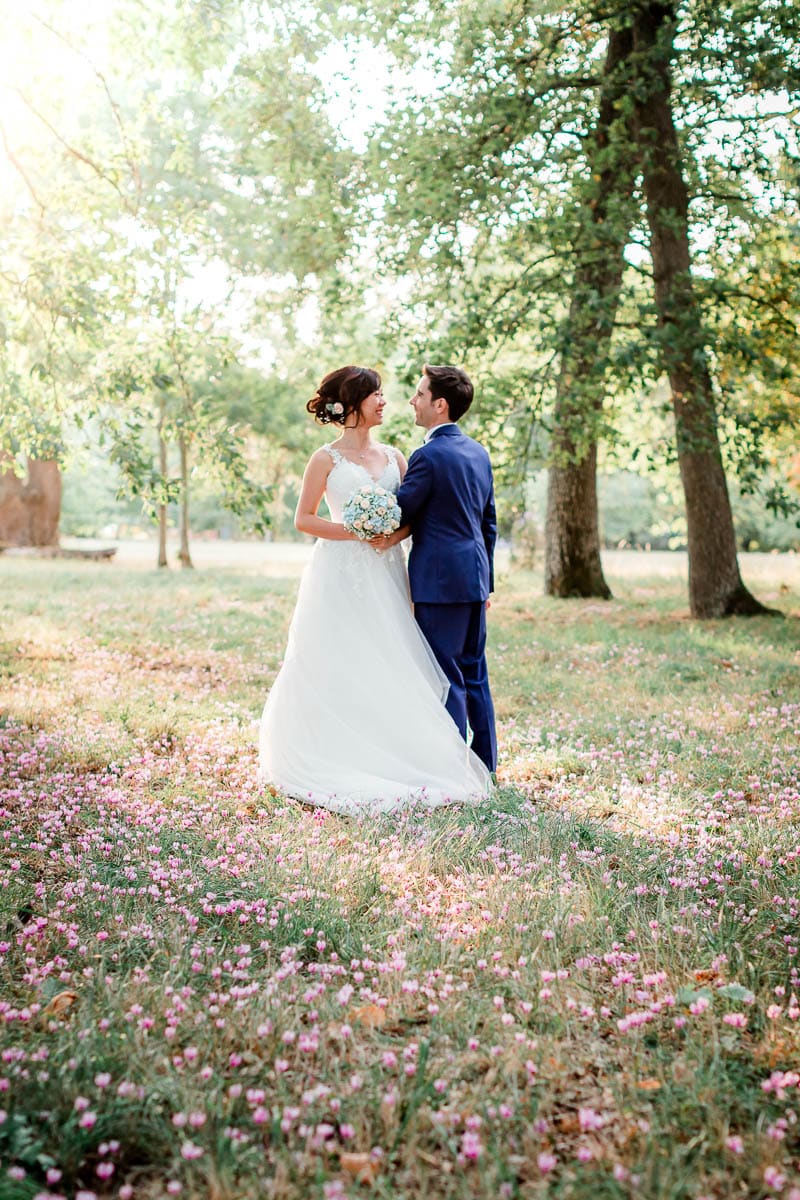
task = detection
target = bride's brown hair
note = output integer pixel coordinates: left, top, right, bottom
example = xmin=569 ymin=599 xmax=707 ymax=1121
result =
xmin=307 ymin=365 xmax=381 ymax=426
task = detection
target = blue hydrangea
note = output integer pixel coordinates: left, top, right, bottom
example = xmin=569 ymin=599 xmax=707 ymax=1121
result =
xmin=342 ymin=484 xmax=402 ymax=540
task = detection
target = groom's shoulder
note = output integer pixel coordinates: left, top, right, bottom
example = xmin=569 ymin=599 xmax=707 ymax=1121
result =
xmin=456 ymin=429 xmax=493 ymax=465
xmin=412 ymin=428 xmax=492 ymax=464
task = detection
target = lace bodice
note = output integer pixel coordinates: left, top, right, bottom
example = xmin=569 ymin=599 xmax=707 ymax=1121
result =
xmin=322 ymin=443 xmax=400 ymax=522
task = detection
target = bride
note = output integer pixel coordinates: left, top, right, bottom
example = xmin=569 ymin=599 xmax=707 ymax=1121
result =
xmin=258 ymin=364 xmax=492 ymax=814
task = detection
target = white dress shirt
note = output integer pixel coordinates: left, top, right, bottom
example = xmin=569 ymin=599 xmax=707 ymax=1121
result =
xmin=423 ymin=422 xmax=456 ymax=443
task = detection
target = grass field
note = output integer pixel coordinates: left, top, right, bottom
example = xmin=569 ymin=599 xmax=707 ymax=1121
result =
xmin=1 ymin=548 xmax=799 ymax=1200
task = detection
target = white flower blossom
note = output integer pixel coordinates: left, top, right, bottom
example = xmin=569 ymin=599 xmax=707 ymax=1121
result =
xmin=343 ymin=484 xmax=401 ymax=541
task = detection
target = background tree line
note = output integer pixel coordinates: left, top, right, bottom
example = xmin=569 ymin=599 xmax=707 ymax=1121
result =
xmin=0 ymin=0 xmax=797 ymax=611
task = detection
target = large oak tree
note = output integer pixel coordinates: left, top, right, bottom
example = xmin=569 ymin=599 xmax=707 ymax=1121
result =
xmin=340 ymin=0 xmax=798 ymax=613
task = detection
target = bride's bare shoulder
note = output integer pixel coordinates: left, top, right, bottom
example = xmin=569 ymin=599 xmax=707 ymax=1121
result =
xmin=309 ymin=443 xmax=340 ymax=463
xmin=302 ymin=445 xmax=338 ymax=479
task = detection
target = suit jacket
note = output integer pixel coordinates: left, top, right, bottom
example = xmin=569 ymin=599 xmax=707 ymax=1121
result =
xmin=396 ymin=424 xmax=496 ymax=604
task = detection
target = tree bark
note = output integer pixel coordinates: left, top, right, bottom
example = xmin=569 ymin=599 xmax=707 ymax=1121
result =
xmin=631 ymin=2 xmax=772 ymax=617
xmin=177 ymin=431 xmax=193 ymax=569
xmin=0 ymin=457 xmax=61 ymax=548
xmin=157 ymin=400 xmax=169 ymax=569
xmin=544 ymin=24 xmax=635 ymax=599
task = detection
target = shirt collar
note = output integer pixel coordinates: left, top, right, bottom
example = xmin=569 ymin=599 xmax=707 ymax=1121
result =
xmin=423 ymin=421 xmax=456 ymax=443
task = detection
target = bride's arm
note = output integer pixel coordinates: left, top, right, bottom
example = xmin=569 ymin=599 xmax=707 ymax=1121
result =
xmin=370 ymin=448 xmax=411 ymax=549
xmin=295 ymin=450 xmax=358 ymax=541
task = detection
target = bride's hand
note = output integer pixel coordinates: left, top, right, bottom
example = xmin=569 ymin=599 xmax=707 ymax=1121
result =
xmin=368 ymin=526 xmax=409 ymax=553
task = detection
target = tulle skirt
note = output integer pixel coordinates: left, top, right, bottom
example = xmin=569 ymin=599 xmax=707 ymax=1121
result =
xmin=258 ymin=539 xmax=491 ymax=814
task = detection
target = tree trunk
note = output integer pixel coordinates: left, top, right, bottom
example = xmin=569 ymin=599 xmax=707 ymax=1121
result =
xmin=157 ymin=402 xmax=169 ymax=569
xmin=177 ymin=431 xmax=193 ymax=569
xmin=631 ymin=2 xmax=772 ymax=618
xmin=0 ymin=456 xmax=61 ymax=548
xmin=545 ymin=441 xmax=609 ymax=597
xmin=544 ymin=24 xmax=634 ymax=599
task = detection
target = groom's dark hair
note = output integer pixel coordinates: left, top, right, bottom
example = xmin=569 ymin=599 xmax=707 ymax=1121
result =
xmin=424 ymin=364 xmax=474 ymax=422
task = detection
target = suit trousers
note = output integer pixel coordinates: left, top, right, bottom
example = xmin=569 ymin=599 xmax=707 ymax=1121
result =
xmin=413 ymin=600 xmax=497 ymax=773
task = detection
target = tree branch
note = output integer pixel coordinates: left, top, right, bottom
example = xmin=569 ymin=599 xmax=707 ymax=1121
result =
xmin=31 ymin=13 xmax=142 ymax=202
xmin=715 ymin=286 xmax=798 ymax=334
xmin=14 ymin=89 xmax=136 ymax=212
xmin=526 ymin=75 xmax=602 ymax=99
xmin=0 ymin=121 xmax=46 ymax=217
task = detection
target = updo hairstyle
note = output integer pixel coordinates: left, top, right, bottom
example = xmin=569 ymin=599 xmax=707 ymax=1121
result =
xmin=307 ymin=365 xmax=382 ymax=426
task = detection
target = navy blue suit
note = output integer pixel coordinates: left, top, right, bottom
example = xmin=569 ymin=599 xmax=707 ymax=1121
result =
xmin=396 ymin=424 xmax=497 ymax=772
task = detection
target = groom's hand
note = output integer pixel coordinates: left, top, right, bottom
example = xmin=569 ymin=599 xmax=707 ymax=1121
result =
xmin=369 ymin=527 xmax=409 ymax=552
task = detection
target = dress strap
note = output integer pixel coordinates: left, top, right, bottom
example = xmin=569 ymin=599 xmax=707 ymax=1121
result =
xmin=382 ymin=444 xmax=398 ymax=465
xmin=323 ymin=443 xmax=344 ymax=465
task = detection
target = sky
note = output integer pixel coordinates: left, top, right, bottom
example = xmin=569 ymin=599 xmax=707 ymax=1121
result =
xmin=0 ymin=2 xmax=431 ymax=202
xmin=0 ymin=1 xmax=430 ymax=356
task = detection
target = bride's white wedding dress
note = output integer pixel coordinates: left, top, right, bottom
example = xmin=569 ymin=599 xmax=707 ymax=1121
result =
xmin=258 ymin=443 xmax=492 ymax=814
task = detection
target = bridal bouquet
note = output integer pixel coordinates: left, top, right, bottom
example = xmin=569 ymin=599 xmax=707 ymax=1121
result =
xmin=343 ymin=484 xmax=401 ymax=540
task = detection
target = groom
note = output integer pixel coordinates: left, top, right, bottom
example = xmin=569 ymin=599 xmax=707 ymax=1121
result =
xmin=392 ymin=364 xmax=497 ymax=774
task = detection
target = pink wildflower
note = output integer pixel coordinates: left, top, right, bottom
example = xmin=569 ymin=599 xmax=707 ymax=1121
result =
xmin=578 ymin=1108 xmax=604 ymax=1131
xmin=461 ymin=1130 xmax=483 ymax=1161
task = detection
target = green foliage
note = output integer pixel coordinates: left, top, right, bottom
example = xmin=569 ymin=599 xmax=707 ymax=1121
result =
xmin=0 ymin=0 xmax=357 ymax=543
xmin=1 ymin=0 xmax=796 ymax=552
xmin=329 ymin=0 xmax=799 ymax=512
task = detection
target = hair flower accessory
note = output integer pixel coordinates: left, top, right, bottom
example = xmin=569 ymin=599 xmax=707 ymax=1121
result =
xmin=326 ymin=401 xmax=344 ymax=416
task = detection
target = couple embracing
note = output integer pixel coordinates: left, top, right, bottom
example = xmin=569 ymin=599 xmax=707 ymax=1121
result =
xmin=259 ymin=363 xmax=497 ymax=815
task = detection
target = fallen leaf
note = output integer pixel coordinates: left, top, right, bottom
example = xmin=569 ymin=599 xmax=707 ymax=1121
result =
xmin=44 ymin=991 xmax=78 ymax=1017
xmin=340 ymin=1152 xmax=380 ymax=1184
xmin=555 ymin=1113 xmax=581 ymax=1134
xmin=349 ymin=1004 xmax=387 ymax=1029
xmin=636 ymin=1078 xmax=662 ymax=1091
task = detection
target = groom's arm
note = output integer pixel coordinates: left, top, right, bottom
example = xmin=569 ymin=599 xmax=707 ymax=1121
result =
xmin=395 ymin=448 xmax=434 ymax=525
xmin=482 ymin=473 xmax=497 ymax=594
